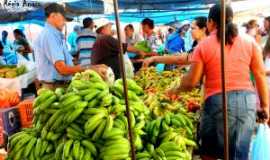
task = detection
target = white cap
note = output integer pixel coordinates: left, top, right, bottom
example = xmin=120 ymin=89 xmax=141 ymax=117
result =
xmin=95 ymin=18 xmax=114 ymax=30
xmin=179 ymin=20 xmax=190 ymax=28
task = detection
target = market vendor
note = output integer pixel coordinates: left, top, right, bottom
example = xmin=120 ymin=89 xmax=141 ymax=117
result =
xmin=91 ymin=20 xmax=147 ymax=79
xmin=168 ymin=4 xmax=269 ymax=160
xmin=34 ymin=3 xmax=107 ymax=90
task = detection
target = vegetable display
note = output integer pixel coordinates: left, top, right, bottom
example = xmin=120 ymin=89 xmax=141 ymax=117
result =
xmin=7 ymin=68 xmax=200 ymax=160
xmin=0 ymin=65 xmax=27 ymax=78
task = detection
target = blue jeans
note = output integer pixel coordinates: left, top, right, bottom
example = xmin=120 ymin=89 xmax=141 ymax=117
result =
xmin=199 ymin=91 xmax=256 ymax=160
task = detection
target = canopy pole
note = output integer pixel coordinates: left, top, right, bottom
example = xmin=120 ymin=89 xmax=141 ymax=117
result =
xmin=112 ymin=0 xmax=136 ymax=159
xmin=220 ymin=0 xmax=229 ymax=160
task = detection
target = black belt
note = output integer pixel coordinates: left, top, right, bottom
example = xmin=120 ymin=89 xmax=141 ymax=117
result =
xmin=40 ymin=80 xmax=70 ymax=85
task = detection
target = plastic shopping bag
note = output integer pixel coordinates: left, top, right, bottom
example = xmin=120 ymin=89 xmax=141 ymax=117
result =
xmin=251 ymin=124 xmax=270 ymax=160
xmin=124 ymin=54 xmax=134 ymax=79
xmin=105 ymin=67 xmax=115 ymax=86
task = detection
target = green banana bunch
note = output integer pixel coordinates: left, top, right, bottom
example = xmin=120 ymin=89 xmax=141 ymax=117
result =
xmin=153 ymin=141 xmax=191 ymax=160
xmin=99 ymin=137 xmax=130 ymax=160
xmin=136 ymin=151 xmax=153 ymax=160
xmin=8 ymin=130 xmax=56 ymax=160
xmin=145 ymin=117 xmax=162 ymax=145
xmin=84 ymin=111 xmax=107 ymax=135
xmin=60 ymin=139 xmax=95 ymax=160
xmin=114 ymin=79 xmax=144 ymax=96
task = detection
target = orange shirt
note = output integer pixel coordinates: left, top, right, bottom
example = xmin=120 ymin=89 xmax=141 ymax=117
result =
xmin=192 ymin=31 xmax=260 ymax=99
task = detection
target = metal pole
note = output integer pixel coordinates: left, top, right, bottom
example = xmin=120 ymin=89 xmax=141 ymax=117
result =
xmin=220 ymin=1 xmax=229 ymax=160
xmin=112 ymin=0 xmax=136 ymax=159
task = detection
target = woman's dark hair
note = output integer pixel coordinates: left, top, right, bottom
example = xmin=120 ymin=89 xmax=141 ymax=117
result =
xmin=13 ymin=29 xmax=26 ymax=38
xmin=194 ymin=16 xmax=209 ymax=35
xmin=194 ymin=16 xmax=207 ymax=29
xmin=208 ymin=4 xmax=238 ymax=45
xmin=125 ymin=24 xmax=134 ymax=31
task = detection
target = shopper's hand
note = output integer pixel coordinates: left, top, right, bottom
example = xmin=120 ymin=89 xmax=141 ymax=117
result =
xmin=257 ymin=107 xmax=269 ymax=123
xmin=148 ymin=52 xmax=159 ymax=56
xmin=166 ymin=87 xmax=180 ymax=101
xmin=143 ymin=58 xmax=155 ymax=68
xmin=138 ymin=51 xmax=147 ymax=58
xmin=91 ymin=64 xmax=108 ymax=81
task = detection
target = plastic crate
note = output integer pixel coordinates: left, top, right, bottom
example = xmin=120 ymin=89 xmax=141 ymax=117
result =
xmin=18 ymin=100 xmax=33 ymax=128
xmin=0 ymin=126 xmax=3 ymax=147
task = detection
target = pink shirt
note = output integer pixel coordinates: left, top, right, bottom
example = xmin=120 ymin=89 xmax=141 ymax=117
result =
xmin=192 ymin=31 xmax=259 ymax=99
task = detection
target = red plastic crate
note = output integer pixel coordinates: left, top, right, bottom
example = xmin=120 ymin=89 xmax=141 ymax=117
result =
xmin=18 ymin=100 xmax=33 ymax=128
xmin=0 ymin=126 xmax=3 ymax=147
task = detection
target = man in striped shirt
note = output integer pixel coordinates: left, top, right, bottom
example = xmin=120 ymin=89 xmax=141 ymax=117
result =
xmin=77 ymin=17 xmax=96 ymax=66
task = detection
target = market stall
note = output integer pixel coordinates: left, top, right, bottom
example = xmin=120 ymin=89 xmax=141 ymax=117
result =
xmin=0 ymin=67 xmax=36 ymax=96
xmin=2 ymin=0 xmax=269 ymax=159
xmin=0 ymin=53 xmax=37 ymax=95
xmin=6 ymin=69 xmax=200 ymax=160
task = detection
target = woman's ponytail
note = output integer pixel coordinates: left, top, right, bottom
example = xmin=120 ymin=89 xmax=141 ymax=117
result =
xmin=209 ymin=4 xmax=238 ymax=45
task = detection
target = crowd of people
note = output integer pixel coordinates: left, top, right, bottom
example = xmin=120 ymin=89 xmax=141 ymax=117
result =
xmin=0 ymin=28 xmax=33 ymax=65
xmin=1 ymin=2 xmax=270 ymax=160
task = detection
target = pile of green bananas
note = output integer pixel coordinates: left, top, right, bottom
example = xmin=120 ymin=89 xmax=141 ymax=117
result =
xmin=8 ymin=69 xmax=199 ymax=160
xmin=136 ymin=141 xmax=192 ymax=160
xmin=7 ymin=70 xmax=149 ymax=160
xmin=132 ymin=113 xmax=197 ymax=160
xmin=7 ymin=128 xmax=53 ymax=160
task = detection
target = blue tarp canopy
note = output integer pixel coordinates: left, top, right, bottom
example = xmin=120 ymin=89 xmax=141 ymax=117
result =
xmin=118 ymin=0 xmax=217 ymax=10
xmin=0 ymin=0 xmax=246 ymax=25
xmin=118 ymin=0 xmax=245 ymax=10
xmin=65 ymin=0 xmax=104 ymax=15
xmin=105 ymin=10 xmax=209 ymax=25
xmin=106 ymin=0 xmax=216 ymax=25
xmin=109 ymin=0 xmax=245 ymax=25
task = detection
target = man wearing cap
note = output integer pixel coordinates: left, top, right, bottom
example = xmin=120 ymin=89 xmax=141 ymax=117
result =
xmin=34 ymin=3 xmax=107 ymax=89
xmin=180 ymin=20 xmax=193 ymax=52
xmin=76 ymin=17 xmax=96 ymax=66
xmin=92 ymin=20 xmax=146 ymax=79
